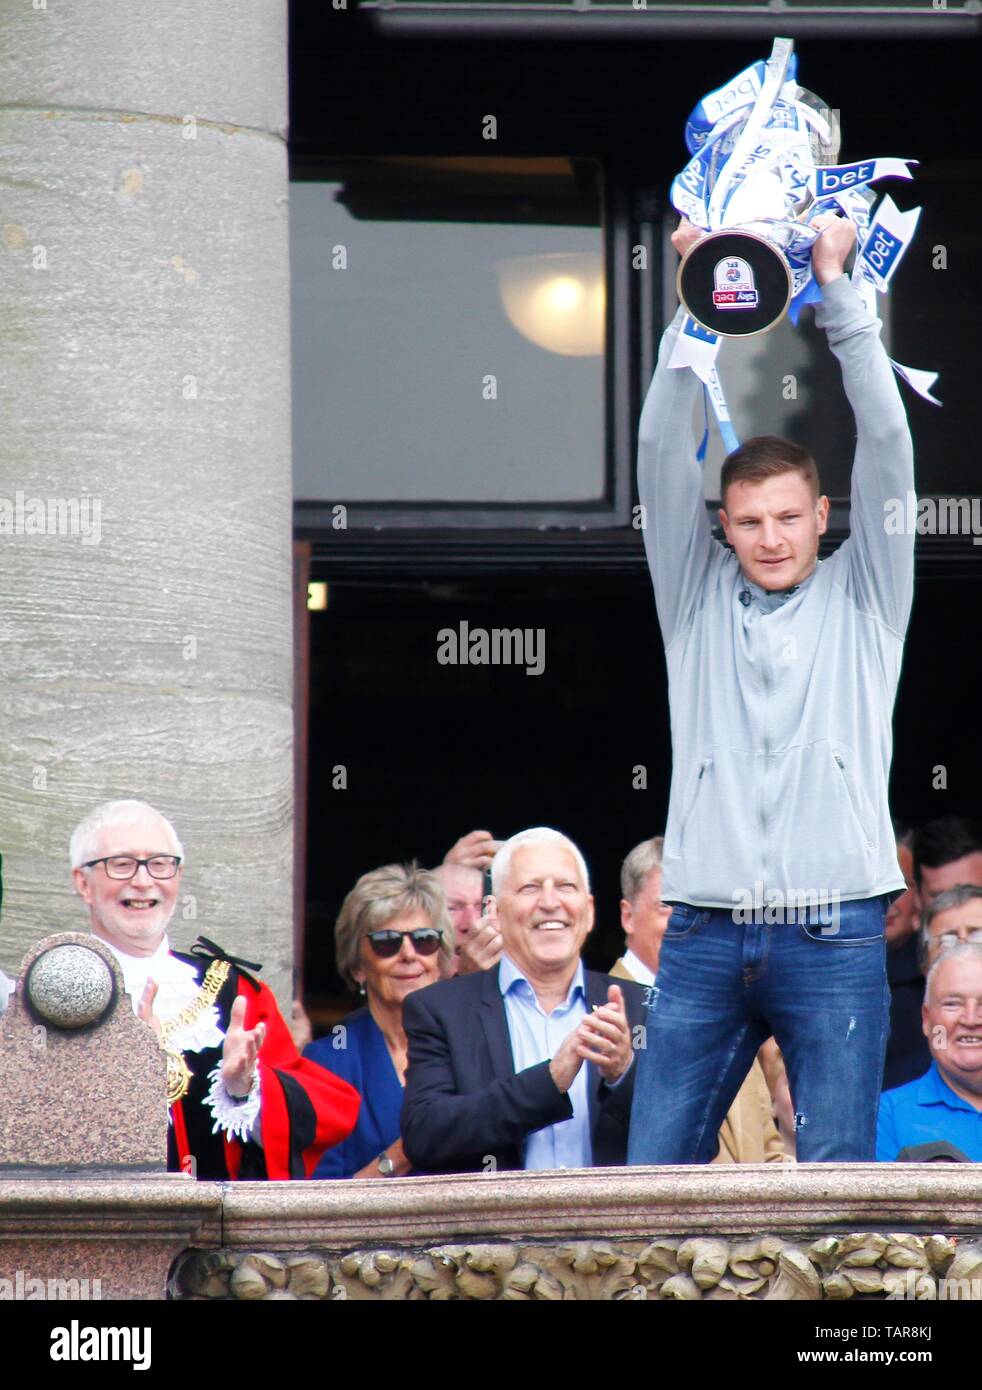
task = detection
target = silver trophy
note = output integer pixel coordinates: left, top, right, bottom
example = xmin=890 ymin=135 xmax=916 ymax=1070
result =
xmin=666 ymin=41 xmax=937 ymax=408
xmin=673 ymin=38 xmax=850 ymax=337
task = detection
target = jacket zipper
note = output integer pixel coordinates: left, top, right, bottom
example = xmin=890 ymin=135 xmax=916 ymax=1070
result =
xmin=832 ymin=749 xmax=876 ymax=851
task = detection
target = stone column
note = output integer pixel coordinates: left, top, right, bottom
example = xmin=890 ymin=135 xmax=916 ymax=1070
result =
xmin=0 ymin=1 xmax=295 ymax=1004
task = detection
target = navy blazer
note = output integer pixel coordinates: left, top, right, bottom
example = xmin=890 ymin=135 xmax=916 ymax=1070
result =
xmin=401 ymin=965 xmax=647 ymax=1175
xmin=304 ymin=1007 xmax=403 ymax=1178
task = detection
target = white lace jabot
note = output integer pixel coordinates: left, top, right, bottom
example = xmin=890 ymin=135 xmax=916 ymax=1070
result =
xmin=101 ymin=936 xmax=226 ymax=1053
xmin=100 ymin=935 xmax=260 ymax=1140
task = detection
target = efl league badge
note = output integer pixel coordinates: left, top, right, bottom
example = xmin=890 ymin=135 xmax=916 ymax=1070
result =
xmin=712 ymin=257 xmax=759 ymax=311
xmin=679 ymin=228 xmax=792 ymax=338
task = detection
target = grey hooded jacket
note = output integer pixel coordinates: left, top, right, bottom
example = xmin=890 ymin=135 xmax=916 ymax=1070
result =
xmin=638 ymin=274 xmax=913 ymax=909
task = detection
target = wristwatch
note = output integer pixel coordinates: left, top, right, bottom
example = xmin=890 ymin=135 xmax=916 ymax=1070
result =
xmin=376 ymin=1152 xmax=396 ymax=1177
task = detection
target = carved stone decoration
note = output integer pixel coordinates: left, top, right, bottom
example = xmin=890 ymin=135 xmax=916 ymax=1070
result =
xmin=678 ymin=1237 xmax=729 ymax=1289
xmin=532 ymin=1242 xmax=641 ymax=1301
xmin=171 ymin=1232 xmax=982 ymax=1301
xmin=765 ymin=1247 xmax=823 ymax=1301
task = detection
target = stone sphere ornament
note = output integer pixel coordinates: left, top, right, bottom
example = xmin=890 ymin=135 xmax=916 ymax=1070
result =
xmin=26 ymin=943 xmax=116 ymax=1029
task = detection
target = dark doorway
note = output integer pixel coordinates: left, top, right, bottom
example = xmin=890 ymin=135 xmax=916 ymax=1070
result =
xmin=301 ymin=557 xmax=982 ymax=1026
xmin=303 ymin=563 xmax=668 ymax=1024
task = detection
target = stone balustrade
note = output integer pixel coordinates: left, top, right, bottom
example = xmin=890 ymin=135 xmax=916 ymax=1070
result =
xmin=4 ymin=1164 xmax=982 ymax=1301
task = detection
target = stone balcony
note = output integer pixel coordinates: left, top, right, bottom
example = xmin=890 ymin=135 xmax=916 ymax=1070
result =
xmin=3 ymin=1164 xmax=982 ymax=1301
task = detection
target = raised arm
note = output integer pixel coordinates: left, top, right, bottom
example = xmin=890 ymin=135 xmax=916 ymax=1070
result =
xmin=637 ymin=221 xmax=721 ymax=650
xmin=812 ymin=216 xmax=915 ymax=636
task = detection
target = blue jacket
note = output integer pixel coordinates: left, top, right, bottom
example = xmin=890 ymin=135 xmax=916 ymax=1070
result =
xmin=304 ymin=1007 xmax=403 ymax=1178
xmin=638 ymin=276 xmax=913 ymax=907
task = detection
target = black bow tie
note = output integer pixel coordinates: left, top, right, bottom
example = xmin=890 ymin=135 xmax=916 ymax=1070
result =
xmin=189 ymin=936 xmax=263 ymax=991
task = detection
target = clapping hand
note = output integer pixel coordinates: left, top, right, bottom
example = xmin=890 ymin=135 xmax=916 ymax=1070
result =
xmin=137 ymin=979 xmax=161 ymax=1038
xmin=549 ymin=986 xmax=634 ymax=1092
xmin=221 ymin=995 xmax=266 ymax=1097
xmin=575 ymin=986 xmax=633 ymax=1084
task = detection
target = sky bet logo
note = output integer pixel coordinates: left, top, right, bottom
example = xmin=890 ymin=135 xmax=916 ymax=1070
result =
xmin=862 ymin=227 xmax=902 ymax=281
xmin=816 ymin=160 xmax=876 ymax=196
xmin=700 ymin=70 xmax=761 ymax=126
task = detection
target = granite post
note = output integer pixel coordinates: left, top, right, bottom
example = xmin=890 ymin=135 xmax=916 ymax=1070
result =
xmin=0 ymin=932 xmax=220 ymax=1299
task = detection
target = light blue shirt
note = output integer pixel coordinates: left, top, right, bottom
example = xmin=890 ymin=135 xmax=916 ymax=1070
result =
xmin=499 ymin=954 xmax=592 ymax=1171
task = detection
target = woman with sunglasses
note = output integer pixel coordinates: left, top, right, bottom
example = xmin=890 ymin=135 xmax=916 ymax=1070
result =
xmin=304 ymin=862 xmax=454 ymax=1179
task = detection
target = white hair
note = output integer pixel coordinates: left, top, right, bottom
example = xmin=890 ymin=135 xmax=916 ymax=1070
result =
xmin=70 ymin=800 xmax=184 ymax=871
xmin=925 ymin=941 xmax=982 ymax=1005
xmin=490 ymin=827 xmax=590 ymax=896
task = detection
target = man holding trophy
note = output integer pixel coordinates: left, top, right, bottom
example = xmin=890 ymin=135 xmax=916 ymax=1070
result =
xmin=628 ymin=41 xmax=925 ymax=1163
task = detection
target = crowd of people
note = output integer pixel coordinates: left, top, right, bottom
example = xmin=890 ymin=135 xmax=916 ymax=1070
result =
xmin=2 ymin=805 xmax=978 ymax=1178
xmin=0 ymin=222 xmax=965 ymax=1178
xmin=295 ymin=813 xmax=982 ymax=1177
xmin=298 ymin=822 xmax=793 ymax=1176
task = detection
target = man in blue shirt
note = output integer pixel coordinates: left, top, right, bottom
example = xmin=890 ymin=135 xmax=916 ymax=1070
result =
xmin=402 ymin=827 xmax=646 ymax=1174
xmin=877 ymin=944 xmax=982 ymax=1162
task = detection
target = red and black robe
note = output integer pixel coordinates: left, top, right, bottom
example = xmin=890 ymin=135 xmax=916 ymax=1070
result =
xmin=167 ymin=945 xmax=359 ymax=1180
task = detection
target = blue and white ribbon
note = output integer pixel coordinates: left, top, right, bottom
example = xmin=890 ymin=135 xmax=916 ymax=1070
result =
xmin=670 ymin=315 xmax=739 ymax=457
xmin=668 ymin=41 xmax=940 ymax=440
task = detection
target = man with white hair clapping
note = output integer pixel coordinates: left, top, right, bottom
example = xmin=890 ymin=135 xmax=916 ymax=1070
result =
xmin=402 ymin=827 xmax=645 ymax=1174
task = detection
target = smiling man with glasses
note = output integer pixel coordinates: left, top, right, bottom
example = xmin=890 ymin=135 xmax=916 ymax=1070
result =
xmin=71 ymin=799 xmax=359 ymax=1180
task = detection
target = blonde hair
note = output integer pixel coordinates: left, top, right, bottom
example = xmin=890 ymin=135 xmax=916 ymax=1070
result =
xmin=334 ymin=862 xmax=454 ymax=991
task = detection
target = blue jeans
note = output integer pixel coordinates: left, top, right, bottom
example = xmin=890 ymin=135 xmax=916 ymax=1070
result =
xmin=627 ymin=896 xmax=890 ymax=1163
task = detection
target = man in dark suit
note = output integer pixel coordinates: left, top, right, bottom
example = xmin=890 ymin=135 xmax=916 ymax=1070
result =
xmin=402 ymin=827 xmax=645 ymax=1174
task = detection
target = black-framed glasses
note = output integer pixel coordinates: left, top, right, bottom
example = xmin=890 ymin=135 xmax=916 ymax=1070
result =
xmin=83 ymin=855 xmax=182 ymax=881
xmin=365 ymin=928 xmax=443 ymax=959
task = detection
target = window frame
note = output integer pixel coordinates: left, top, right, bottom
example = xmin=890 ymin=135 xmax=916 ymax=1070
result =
xmin=291 ymin=156 xmax=641 ymax=534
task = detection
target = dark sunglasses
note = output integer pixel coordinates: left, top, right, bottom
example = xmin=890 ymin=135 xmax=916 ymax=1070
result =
xmin=366 ymin=928 xmax=443 ymax=959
